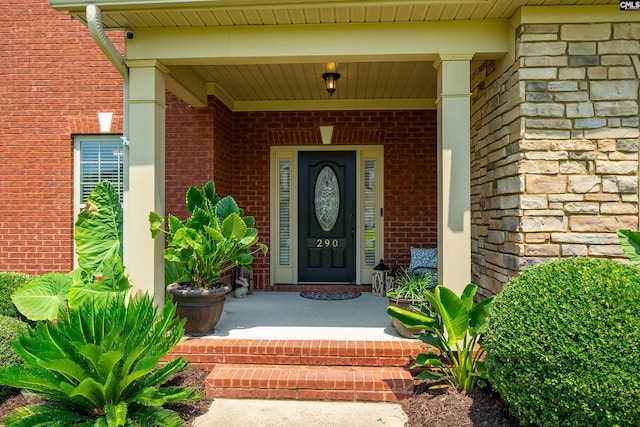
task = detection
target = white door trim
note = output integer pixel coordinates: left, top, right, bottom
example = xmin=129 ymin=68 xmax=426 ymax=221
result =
xmin=269 ymin=145 xmax=384 ymax=285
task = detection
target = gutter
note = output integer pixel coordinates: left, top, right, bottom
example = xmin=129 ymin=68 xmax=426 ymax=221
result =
xmin=85 ymin=3 xmax=131 ymax=260
xmin=85 ymin=4 xmax=129 ymax=140
xmin=86 ymin=4 xmax=127 ymax=79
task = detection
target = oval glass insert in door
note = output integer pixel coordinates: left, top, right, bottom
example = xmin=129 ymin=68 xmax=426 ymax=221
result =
xmin=314 ymin=166 xmax=340 ymax=232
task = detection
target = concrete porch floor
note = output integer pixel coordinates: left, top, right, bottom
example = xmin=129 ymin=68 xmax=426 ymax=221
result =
xmin=194 ymin=290 xmax=409 ymax=341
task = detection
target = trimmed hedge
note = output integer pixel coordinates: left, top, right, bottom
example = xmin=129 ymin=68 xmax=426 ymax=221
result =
xmin=0 ymin=314 xmax=29 ymax=398
xmin=0 ymin=272 xmax=31 ymax=318
xmin=484 ymin=258 xmax=640 ymax=427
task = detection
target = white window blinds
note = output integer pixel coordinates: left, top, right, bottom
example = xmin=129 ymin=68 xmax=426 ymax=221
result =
xmin=278 ymin=160 xmax=291 ymax=266
xmin=75 ymin=136 xmax=124 ymax=206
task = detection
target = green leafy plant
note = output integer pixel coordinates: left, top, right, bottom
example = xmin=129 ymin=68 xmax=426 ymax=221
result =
xmin=617 ymin=229 xmax=640 ymax=267
xmin=387 ymin=283 xmax=494 ymax=391
xmin=386 ymin=269 xmax=435 ymax=302
xmin=0 ymin=293 xmax=200 ymax=426
xmin=0 ymin=315 xmax=29 ymax=399
xmin=11 ymin=182 xmax=130 ymax=321
xmin=483 ymin=257 xmax=640 ymax=427
xmin=150 ymin=181 xmax=267 ymax=288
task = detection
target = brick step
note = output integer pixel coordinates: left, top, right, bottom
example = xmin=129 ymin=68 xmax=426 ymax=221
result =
xmin=168 ymin=339 xmax=425 ymax=369
xmin=166 ymin=338 xmax=424 ymax=402
xmin=205 ymin=364 xmax=414 ymax=402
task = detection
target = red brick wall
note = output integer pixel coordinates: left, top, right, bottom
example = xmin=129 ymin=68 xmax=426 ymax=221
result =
xmin=165 ymin=96 xmax=234 ymax=220
xmin=0 ymin=0 xmax=123 ymax=274
xmin=165 ymin=93 xmax=215 ymax=219
xmin=212 ymin=98 xmax=234 ymax=196
xmin=227 ymin=109 xmax=438 ymax=289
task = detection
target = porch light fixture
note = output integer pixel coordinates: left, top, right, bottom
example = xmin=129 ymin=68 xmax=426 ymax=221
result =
xmin=322 ymin=72 xmax=340 ymax=96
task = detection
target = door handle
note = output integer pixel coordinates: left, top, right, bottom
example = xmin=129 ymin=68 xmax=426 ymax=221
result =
xmin=352 ymin=226 xmax=355 ymax=239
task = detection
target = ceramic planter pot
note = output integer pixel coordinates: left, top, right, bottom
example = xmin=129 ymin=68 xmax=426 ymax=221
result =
xmin=387 ymin=297 xmax=424 ymax=339
xmin=167 ymin=283 xmax=231 ymax=334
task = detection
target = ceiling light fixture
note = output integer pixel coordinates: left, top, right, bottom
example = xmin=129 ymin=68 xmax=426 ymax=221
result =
xmin=322 ymin=72 xmax=340 ymax=96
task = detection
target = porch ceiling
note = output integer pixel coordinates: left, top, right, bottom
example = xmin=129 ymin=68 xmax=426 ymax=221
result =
xmin=52 ymin=0 xmax=617 ymax=108
xmin=191 ymin=61 xmax=437 ymax=103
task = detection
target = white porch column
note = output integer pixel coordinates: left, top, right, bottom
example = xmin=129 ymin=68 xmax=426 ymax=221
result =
xmin=434 ymin=55 xmax=472 ymax=296
xmin=126 ymin=60 xmax=167 ymax=307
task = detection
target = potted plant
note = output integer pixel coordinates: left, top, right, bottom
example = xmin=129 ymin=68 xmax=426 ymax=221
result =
xmin=386 ymin=269 xmax=435 ymax=338
xmin=149 ymin=181 xmax=267 ymax=334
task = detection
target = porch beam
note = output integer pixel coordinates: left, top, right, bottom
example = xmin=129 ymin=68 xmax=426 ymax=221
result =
xmin=434 ymin=54 xmax=471 ymax=296
xmin=165 ymin=65 xmax=208 ymax=109
xmin=126 ymin=60 xmax=167 ymax=307
xmin=125 ymin=21 xmax=509 ymax=63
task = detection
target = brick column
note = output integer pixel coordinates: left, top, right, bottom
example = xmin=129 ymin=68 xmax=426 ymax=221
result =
xmin=126 ymin=60 xmax=167 ymax=307
xmin=435 ymin=55 xmax=472 ymax=295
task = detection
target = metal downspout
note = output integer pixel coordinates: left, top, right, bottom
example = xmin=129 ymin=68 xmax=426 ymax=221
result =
xmin=85 ymin=4 xmax=131 ymax=263
xmin=86 ymin=4 xmax=127 ymax=79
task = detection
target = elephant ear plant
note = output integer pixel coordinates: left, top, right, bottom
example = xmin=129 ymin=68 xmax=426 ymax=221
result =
xmin=0 ymin=293 xmax=200 ymax=427
xmin=149 ymin=180 xmax=267 ymax=288
xmin=12 ymin=181 xmax=130 ymax=321
xmin=387 ymin=283 xmax=494 ymax=391
xmin=617 ymin=229 xmax=640 ymax=266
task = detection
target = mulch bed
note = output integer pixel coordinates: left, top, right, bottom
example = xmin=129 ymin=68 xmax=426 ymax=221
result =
xmin=402 ymin=380 xmax=520 ymax=427
xmin=1 ymin=368 xmax=520 ymax=426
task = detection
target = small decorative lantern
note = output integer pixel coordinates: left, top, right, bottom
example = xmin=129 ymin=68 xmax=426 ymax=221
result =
xmin=372 ymin=259 xmax=390 ymax=297
xmin=385 ymin=275 xmax=396 ymax=295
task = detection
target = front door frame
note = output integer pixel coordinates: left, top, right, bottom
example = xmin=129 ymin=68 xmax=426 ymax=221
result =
xmin=270 ymin=145 xmax=384 ymax=286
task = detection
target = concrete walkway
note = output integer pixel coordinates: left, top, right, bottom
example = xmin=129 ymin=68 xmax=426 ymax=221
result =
xmin=189 ymin=291 xmax=411 ymax=426
xmin=193 ymin=399 xmax=408 ymax=426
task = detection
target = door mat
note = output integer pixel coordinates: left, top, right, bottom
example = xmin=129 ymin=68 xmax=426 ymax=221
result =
xmin=300 ymin=291 xmax=362 ymax=301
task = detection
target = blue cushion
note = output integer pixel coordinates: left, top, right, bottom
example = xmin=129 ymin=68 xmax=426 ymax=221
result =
xmin=409 ymin=247 xmax=438 ymax=271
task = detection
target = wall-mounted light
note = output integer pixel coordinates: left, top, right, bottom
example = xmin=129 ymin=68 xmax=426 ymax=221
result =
xmin=98 ymin=112 xmax=113 ymax=133
xmin=319 ymin=125 xmax=334 ymax=145
xmin=322 ymin=72 xmax=340 ymax=96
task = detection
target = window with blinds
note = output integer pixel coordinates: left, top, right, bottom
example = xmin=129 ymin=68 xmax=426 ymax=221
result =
xmin=279 ymin=160 xmax=290 ymax=266
xmin=74 ymin=136 xmax=124 ymax=207
xmin=364 ymin=159 xmax=376 ymax=266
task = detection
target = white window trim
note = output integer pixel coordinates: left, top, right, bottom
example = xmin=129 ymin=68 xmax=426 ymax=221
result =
xmin=73 ymin=134 xmax=125 ymax=214
xmin=73 ymin=134 xmax=126 ymax=268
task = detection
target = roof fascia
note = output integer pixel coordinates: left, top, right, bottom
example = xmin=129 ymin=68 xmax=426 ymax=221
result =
xmin=514 ymin=5 xmax=640 ymax=25
xmin=50 ymin=0 xmax=485 ymax=13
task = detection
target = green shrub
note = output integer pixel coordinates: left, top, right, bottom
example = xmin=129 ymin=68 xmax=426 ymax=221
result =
xmin=0 ymin=272 xmax=31 ymax=318
xmin=484 ymin=257 xmax=640 ymax=427
xmin=0 ymin=315 xmax=29 ymax=398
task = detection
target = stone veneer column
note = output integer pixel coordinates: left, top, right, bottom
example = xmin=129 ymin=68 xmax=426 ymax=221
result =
xmin=470 ymin=21 xmax=640 ymax=297
xmin=435 ymin=55 xmax=472 ymax=296
xmin=126 ymin=60 xmax=167 ymax=307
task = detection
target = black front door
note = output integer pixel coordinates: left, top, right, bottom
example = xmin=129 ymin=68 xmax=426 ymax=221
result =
xmin=298 ymin=151 xmax=356 ymax=283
